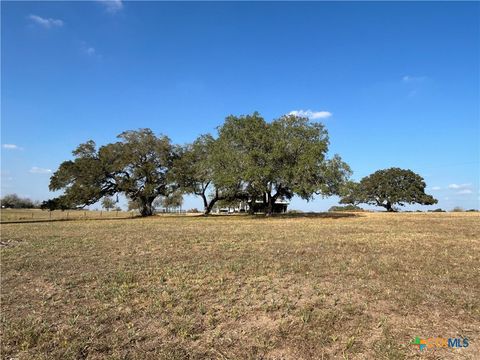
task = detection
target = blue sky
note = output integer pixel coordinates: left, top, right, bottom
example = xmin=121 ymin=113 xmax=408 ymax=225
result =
xmin=2 ymin=1 xmax=479 ymax=211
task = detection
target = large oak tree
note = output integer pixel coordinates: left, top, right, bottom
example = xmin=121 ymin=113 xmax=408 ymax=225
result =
xmin=48 ymin=129 xmax=174 ymax=216
xmin=340 ymin=168 xmax=438 ymax=212
xmin=210 ymin=113 xmax=352 ymax=216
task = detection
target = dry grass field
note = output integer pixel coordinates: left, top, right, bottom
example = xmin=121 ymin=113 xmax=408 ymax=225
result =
xmin=0 ymin=209 xmax=133 ymax=223
xmin=1 ymin=212 xmax=479 ymax=359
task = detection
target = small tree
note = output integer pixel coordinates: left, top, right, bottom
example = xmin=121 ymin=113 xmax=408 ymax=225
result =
xmin=340 ymin=168 xmax=437 ymax=212
xmin=128 ymin=198 xmax=140 ymax=211
xmin=101 ymin=196 xmax=115 ymax=211
xmin=161 ymin=191 xmax=183 ymax=211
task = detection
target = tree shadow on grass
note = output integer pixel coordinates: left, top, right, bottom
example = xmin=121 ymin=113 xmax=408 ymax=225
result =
xmin=172 ymin=212 xmax=364 ymax=220
xmin=267 ymin=211 xmax=363 ymax=219
xmin=150 ymin=212 xmax=365 ymax=220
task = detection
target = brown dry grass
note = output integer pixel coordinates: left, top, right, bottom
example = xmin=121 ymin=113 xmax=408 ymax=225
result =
xmin=1 ymin=212 xmax=479 ymax=359
xmin=1 ymin=209 xmax=132 ymax=223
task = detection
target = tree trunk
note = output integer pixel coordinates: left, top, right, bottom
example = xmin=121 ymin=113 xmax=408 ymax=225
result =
xmin=265 ymin=192 xmax=273 ymax=217
xmin=385 ymin=202 xmax=395 ymax=212
xmin=139 ymin=198 xmax=154 ymax=216
xmin=203 ymin=189 xmax=221 ymax=215
xmin=201 ymin=194 xmax=210 ymax=214
xmin=247 ymin=200 xmax=255 ymax=215
xmin=204 ymin=197 xmax=218 ymax=215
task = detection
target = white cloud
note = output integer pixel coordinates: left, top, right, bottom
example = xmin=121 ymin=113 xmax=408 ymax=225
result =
xmin=402 ymin=75 xmax=426 ymax=83
xmin=28 ymin=14 xmax=64 ymax=28
xmin=29 ymin=167 xmax=52 ymax=174
xmin=288 ymin=109 xmax=332 ymax=120
xmin=457 ymin=189 xmax=473 ymax=195
xmin=2 ymin=144 xmax=22 ymax=150
xmin=97 ymin=0 xmax=123 ymax=13
xmin=448 ymin=183 xmax=471 ymax=190
xmin=430 ymin=186 xmax=441 ymax=191
xmin=81 ymin=42 xmax=102 ymax=59
xmin=86 ymin=47 xmax=96 ymax=56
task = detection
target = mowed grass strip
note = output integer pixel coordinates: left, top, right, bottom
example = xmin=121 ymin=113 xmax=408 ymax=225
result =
xmin=1 ymin=213 xmax=479 ymax=359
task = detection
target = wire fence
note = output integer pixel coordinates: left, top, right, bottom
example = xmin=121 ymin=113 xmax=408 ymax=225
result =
xmin=0 ymin=209 xmax=134 ymax=224
xmin=0 ymin=208 xmax=192 ymax=223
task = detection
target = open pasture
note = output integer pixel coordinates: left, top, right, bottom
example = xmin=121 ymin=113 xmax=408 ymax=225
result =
xmin=0 ymin=209 xmax=133 ymax=223
xmin=1 ymin=212 xmax=479 ymax=359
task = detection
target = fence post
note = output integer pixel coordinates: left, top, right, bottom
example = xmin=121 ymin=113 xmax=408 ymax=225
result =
xmin=49 ymin=211 xmax=52 ymax=220
xmin=67 ymin=211 xmax=69 ymax=220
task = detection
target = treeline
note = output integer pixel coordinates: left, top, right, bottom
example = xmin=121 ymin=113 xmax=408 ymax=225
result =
xmin=44 ymin=112 xmax=439 ymax=216
xmin=0 ymin=194 xmax=41 ymax=209
xmin=44 ymin=113 xmax=351 ymax=216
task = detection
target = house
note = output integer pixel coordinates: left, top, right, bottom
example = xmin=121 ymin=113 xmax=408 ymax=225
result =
xmin=216 ymin=199 xmax=289 ymax=214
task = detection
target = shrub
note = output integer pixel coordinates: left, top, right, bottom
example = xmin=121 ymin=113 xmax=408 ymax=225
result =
xmin=429 ymin=208 xmax=446 ymax=212
xmin=328 ymin=204 xmax=364 ymax=212
xmin=287 ymin=209 xmax=303 ymax=214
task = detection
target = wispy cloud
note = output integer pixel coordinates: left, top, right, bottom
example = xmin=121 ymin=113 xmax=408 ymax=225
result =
xmin=81 ymin=42 xmax=102 ymax=59
xmin=288 ymin=109 xmax=332 ymax=120
xmin=448 ymin=183 xmax=471 ymax=190
xmin=457 ymin=189 xmax=473 ymax=195
xmin=430 ymin=186 xmax=441 ymax=191
xmin=28 ymin=14 xmax=64 ymax=28
xmin=402 ymin=75 xmax=428 ymax=98
xmin=29 ymin=167 xmax=52 ymax=174
xmin=2 ymin=144 xmax=22 ymax=150
xmin=87 ymin=47 xmax=96 ymax=56
xmin=402 ymin=75 xmax=427 ymax=83
xmin=97 ymin=0 xmax=124 ymax=13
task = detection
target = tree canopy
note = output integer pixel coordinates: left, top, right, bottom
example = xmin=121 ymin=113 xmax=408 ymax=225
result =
xmin=47 ymin=115 xmax=353 ymax=216
xmin=210 ymin=113 xmax=352 ymax=215
xmin=171 ymin=134 xmax=226 ymax=214
xmin=47 ymin=115 xmax=438 ymax=216
xmin=48 ymin=129 xmax=174 ymax=216
xmin=340 ymin=168 xmax=438 ymax=211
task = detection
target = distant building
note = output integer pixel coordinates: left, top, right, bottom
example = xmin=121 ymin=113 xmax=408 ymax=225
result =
xmin=216 ymin=199 xmax=289 ymax=214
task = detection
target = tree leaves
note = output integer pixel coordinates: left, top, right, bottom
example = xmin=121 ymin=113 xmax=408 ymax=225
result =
xmin=340 ymin=168 xmax=438 ymax=211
